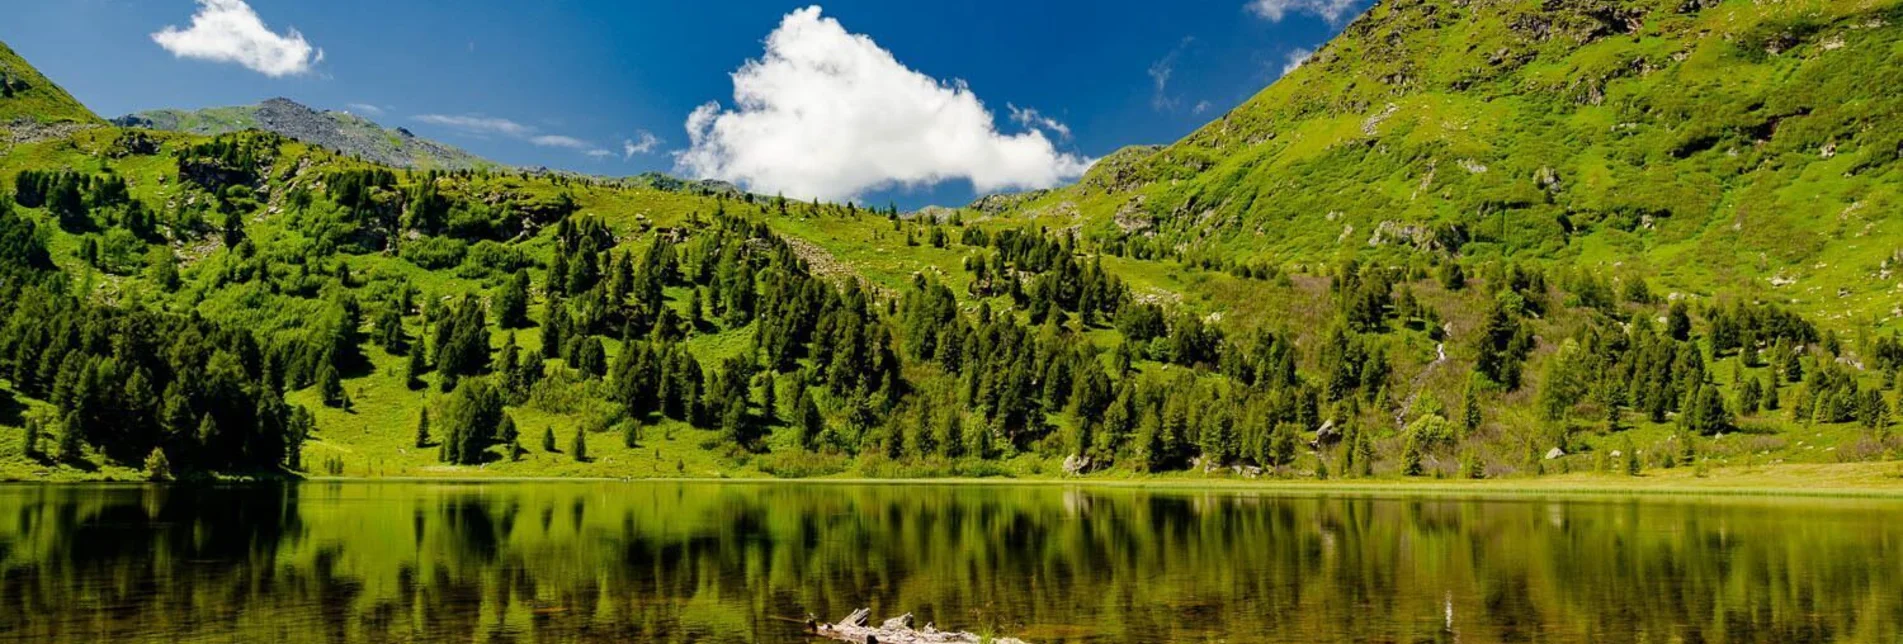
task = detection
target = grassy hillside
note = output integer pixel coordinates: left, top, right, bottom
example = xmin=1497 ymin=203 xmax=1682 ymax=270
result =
xmin=0 ymin=41 xmax=100 ymax=126
xmin=0 ymin=19 xmax=1899 ymax=486
xmin=993 ymin=0 xmax=1903 ymax=334
xmin=118 ymin=98 xmax=495 ymax=171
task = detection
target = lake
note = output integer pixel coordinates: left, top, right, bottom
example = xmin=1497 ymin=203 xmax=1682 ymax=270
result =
xmin=0 ymin=482 xmax=1897 ymax=643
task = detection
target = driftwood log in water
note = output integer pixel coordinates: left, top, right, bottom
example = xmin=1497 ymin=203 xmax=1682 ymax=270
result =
xmin=808 ymin=608 xmax=1029 ymax=644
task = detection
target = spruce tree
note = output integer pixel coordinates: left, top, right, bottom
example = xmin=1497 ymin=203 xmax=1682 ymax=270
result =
xmin=543 ymin=426 xmax=557 ymax=452
xmin=414 ymin=409 xmax=431 ymax=448
xmin=21 ymin=416 xmax=41 ymax=460
xmin=1400 ymin=432 xmax=1424 ymax=476
xmin=58 ymin=411 xmax=84 ymax=463
xmin=797 ymin=391 xmax=824 ymax=452
xmin=318 ymin=364 xmax=345 ymax=408
xmin=570 ymin=426 xmax=587 ymax=462
xmin=406 ymin=345 xmax=427 ymax=390
xmin=495 ymin=269 xmax=532 ymax=329
xmin=1460 ymin=377 xmax=1482 ymax=436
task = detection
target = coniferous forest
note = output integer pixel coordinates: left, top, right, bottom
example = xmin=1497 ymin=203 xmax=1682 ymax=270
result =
xmin=4 ymin=0 xmax=1903 ymax=485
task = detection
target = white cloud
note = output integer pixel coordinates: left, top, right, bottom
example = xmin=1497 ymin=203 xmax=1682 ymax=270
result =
xmin=151 ymin=0 xmax=323 ymax=77
xmin=1006 ymin=104 xmax=1071 ymax=140
xmin=415 ymin=113 xmax=610 ymax=157
xmin=623 ymin=131 xmax=661 ymax=159
xmin=676 ymin=6 xmax=1092 ymax=201
xmin=1281 ymin=47 xmax=1315 ymax=76
xmin=1247 ymin=0 xmax=1364 ymax=24
xmin=414 ymin=114 xmax=534 ymax=138
xmin=345 ymin=103 xmax=385 ymax=116
xmin=1147 ymin=41 xmax=1187 ymax=112
xmin=1192 ymin=100 xmax=1213 ymax=115
xmin=530 ymin=134 xmax=591 ymax=149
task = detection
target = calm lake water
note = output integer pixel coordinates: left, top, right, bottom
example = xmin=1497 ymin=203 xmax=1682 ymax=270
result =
xmin=0 ymin=483 xmax=1898 ymax=643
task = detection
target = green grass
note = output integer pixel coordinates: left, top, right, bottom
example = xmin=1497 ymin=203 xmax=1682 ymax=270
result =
xmin=975 ymin=0 xmax=1903 ymax=338
xmin=0 ymin=41 xmax=100 ymax=125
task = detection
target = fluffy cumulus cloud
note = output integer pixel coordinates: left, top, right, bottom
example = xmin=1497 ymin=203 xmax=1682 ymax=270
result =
xmin=151 ymin=0 xmax=323 ymax=77
xmin=1247 ymin=0 xmax=1364 ymax=24
xmin=677 ymin=6 xmax=1092 ymax=201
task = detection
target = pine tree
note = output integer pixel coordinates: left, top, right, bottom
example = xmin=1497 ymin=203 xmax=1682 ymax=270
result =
xmin=541 ymin=298 xmax=567 ymax=359
xmin=497 ymin=413 xmax=518 ymax=449
xmin=495 ymin=270 xmax=531 ymax=328
xmin=144 ymin=448 xmax=172 ymax=482
xmin=1738 ymin=378 xmax=1763 ymax=415
xmin=21 ymin=416 xmax=42 ymax=460
xmin=318 ymin=364 xmax=345 ymax=408
xmin=1400 ymin=432 xmax=1424 ymax=476
xmin=543 ymin=426 xmax=558 ymax=452
xmin=1353 ymin=425 xmax=1375 ymax=477
xmin=58 ymin=411 xmax=84 ymax=463
xmin=406 ymin=345 xmax=427 ymax=390
xmin=415 ymin=409 xmax=432 ymax=448
xmin=1460 ymin=377 xmax=1482 ymax=436
xmin=797 ymin=391 xmax=824 ymax=452
xmin=570 ymin=427 xmax=587 ymax=462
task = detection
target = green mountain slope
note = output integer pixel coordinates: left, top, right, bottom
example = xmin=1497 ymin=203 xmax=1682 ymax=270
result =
xmin=116 ymin=98 xmax=494 ymax=171
xmin=0 ymin=41 xmax=100 ymax=125
xmin=1000 ymin=0 xmax=1903 ymax=321
xmin=0 ymin=21 xmax=1899 ymax=485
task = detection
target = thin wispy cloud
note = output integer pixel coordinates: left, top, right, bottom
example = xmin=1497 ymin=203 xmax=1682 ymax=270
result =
xmin=1006 ymin=104 xmax=1072 ymax=141
xmin=414 ymin=114 xmax=613 ymax=158
xmin=414 ymin=114 xmax=534 ymax=138
xmin=1247 ymin=0 xmax=1365 ymax=24
xmin=345 ymin=103 xmax=385 ymax=116
xmin=151 ymin=0 xmax=323 ymax=77
xmin=530 ymin=134 xmax=591 ymax=149
xmin=1148 ymin=37 xmax=1193 ymax=113
xmin=677 ymin=6 xmax=1092 ymax=201
xmin=623 ymin=131 xmax=661 ymax=159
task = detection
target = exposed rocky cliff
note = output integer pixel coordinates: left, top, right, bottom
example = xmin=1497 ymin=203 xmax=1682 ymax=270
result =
xmin=115 ymin=98 xmax=491 ymax=171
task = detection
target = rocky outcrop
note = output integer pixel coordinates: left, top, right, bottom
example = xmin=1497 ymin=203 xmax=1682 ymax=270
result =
xmin=115 ymin=98 xmax=490 ymax=170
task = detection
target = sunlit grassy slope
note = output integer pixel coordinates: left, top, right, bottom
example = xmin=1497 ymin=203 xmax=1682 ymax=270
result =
xmin=0 ymin=41 xmax=100 ymax=125
xmin=992 ymin=0 xmax=1903 ymax=334
xmin=2 ymin=0 xmax=1903 ymax=488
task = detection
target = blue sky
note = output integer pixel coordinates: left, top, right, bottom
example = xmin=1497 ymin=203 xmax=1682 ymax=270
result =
xmin=3 ymin=0 xmax=1366 ymax=208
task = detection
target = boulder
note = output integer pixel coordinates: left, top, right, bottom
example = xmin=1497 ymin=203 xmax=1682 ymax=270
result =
xmin=1061 ymin=454 xmax=1094 ymax=475
xmin=1313 ymin=419 xmax=1341 ymax=446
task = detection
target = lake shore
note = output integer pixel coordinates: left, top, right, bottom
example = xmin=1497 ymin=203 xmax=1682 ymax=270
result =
xmin=9 ymin=460 xmax=1903 ymax=498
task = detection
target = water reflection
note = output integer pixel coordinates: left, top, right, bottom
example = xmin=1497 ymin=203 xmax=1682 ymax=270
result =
xmin=0 ymin=483 xmax=1897 ymax=643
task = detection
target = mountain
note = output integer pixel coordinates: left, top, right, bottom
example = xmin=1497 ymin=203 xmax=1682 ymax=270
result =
xmin=115 ymin=98 xmax=494 ymax=171
xmin=994 ymin=0 xmax=1903 ymax=313
xmin=0 ymin=41 xmax=100 ymax=125
xmin=0 ymin=15 xmax=1900 ymax=488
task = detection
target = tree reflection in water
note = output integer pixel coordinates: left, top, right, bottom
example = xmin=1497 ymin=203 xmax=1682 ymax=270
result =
xmin=0 ymin=483 xmax=1897 ymax=643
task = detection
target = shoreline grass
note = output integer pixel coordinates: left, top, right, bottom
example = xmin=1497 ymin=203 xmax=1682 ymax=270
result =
xmin=8 ymin=461 xmax=1903 ymax=500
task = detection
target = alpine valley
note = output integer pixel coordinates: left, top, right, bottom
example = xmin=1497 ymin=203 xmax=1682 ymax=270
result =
xmin=2 ymin=0 xmax=1902 ymax=487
